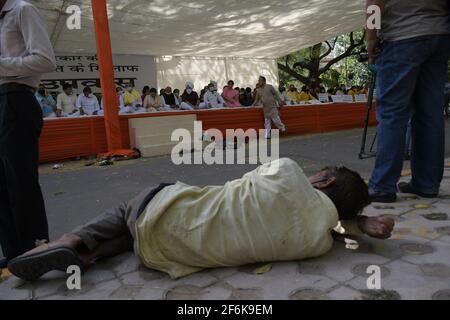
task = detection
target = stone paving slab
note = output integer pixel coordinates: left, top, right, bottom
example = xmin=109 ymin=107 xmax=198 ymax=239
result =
xmin=1 ymin=157 xmax=450 ymax=300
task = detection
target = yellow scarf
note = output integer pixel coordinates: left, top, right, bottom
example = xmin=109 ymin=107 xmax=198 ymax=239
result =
xmin=124 ymin=90 xmax=140 ymax=105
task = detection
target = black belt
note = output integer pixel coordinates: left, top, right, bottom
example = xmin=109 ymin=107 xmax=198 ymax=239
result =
xmin=0 ymin=83 xmax=34 ymax=95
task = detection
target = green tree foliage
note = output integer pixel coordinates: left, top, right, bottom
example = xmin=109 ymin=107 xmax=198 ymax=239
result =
xmin=278 ymin=30 xmax=368 ymax=89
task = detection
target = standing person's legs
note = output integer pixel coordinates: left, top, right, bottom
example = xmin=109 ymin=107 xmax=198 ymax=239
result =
xmin=0 ymin=90 xmax=48 ymax=261
xmin=271 ymin=110 xmax=286 ymax=132
xmin=264 ymin=117 xmax=272 ymax=139
xmin=409 ymin=35 xmax=450 ymax=194
xmin=369 ymin=39 xmax=427 ymax=195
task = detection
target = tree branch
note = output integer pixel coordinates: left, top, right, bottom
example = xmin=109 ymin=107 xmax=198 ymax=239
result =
xmin=277 ymin=63 xmax=309 ymax=84
xmin=319 ymin=31 xmax=366 ymax=74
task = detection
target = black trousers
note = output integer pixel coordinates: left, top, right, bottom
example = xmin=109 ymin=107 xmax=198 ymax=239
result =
xmin=0 ymin=89 xmax=49 ymax=260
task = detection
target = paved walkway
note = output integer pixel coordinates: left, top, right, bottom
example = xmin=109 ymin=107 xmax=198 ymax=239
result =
xmin=1 ymin=128 xmax=450 ymax=300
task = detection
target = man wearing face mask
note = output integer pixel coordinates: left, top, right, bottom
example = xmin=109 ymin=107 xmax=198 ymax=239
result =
xmin=76 ymin=86 xmax=100 ymax=116
xmin=200 ymin=81 xmax=225 ymax=109
xmin=35 ymin=84 xmax=57 ymax=118
xmin=0 ymin=0 xmax=56 ymax=269
xmin=180 ymin=81 xmax=200 ymax=110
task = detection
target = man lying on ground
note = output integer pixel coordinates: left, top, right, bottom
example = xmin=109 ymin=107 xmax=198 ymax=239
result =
xmin=8 ymin=158 xmax=394 ymax=281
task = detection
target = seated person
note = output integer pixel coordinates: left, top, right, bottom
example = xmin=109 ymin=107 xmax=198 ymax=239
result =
xmin=180 ymin=81 xmax=200 ymax=110
xmin=240 ymin=87 xmax=254 ymax=107
xmin=143 ymin=88 xmax=165 ymax=111
xmin=56 ymin=83 xmax=77 ymax=115
xmin=35 ymin=84 xmax=57 ymax=118
xmin=298 ymin=86 xmax=315 ymax=102
xmin=8 ymin=158 xmax=395 ymax=282
xmin=222 ymin=80 xmax=241 ymax=108
xmin=286 ymin=85 xmax=300 ymax=104
xmin=123 ymin=85 xmax=143 ymax=110
xmin=347 ymin=86 xmax=358 ymax=101
xmin=76 ymin=86 xmax=100 ymax=116
xmin=46 ymin=109 xmax=68 ymax=119
xmin=141 ymin=86 xmax=151 ymax=106
xmin=279 ymin=86 xmax=288 ymax=104
xmin=173 ymin=89 xmax=182 ymax=106
xmin=161 ymin=87 xmax=180 ymax=110
xmin=199 ymin=82 xmax=225 ymax=109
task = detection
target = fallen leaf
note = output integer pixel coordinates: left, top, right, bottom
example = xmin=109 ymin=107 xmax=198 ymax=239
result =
xmin=254 ymin=264 xmax=272 ymax=275
xmin=414 ymin=204 xmax=429 ymax=209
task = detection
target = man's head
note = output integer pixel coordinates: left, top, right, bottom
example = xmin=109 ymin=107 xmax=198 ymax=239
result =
xmin=149 ymin=88 xmax=157 ymax=98
xmin=258 ymin=76 xmax=266 ymax=87
xmin=208 ymin=84 xmax=216 ymax=92
xmin=185 ymin=81 xmax=194 ymax=94
xmin=63 ymin=83 xmax=73 ymax=95
xmin=227 ymin=80 xmax=234 ymax=88
xmin=142 ymin=86 xmax=150 ymax=96
xmin=83 ymin=86 xmax=92 ymax=97
xmin=289 ymin=84 xmax=296 ymax=92
xmin=165 ymin=86 xmax=172 ymax=95
xmin=309 ymin=166 xmax=371 ymax=220
xmin=173 ymin=89 xmax=180 ymax=96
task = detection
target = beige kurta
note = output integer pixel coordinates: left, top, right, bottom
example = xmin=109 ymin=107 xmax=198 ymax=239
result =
xmin=135 ymin=158 xmax=361 ymax=279
xmin=254 ymin=84 xmax=283 ymax=118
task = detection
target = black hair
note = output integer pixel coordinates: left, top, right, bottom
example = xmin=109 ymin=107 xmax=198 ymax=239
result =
xmin=142 ymin=86 xmax=150 ymax=94
xmin=228 ymin=80 xmax=234 ymax=85
xmin=83 ymin=86 xmax=92 ymax=93
xmin=259 ymin=76 xmax=266 ymax=82
xmin=319 ymin=166 xmax=371 ymax=220
xmin=150 ymin=88 xmax=157 ymax=94
xmin=245 ymin=87 xmax=252 ymax=93
xmin=63 ymin=83 xmax=73 ymax=91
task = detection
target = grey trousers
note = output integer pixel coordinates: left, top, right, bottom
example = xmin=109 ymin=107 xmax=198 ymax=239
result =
xmin=71 ymin=183 xmax=173 ymax=260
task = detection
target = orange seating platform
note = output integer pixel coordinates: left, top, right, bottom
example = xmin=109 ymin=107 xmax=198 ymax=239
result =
xmin=39 ymin=103 xmax=377 ymax=164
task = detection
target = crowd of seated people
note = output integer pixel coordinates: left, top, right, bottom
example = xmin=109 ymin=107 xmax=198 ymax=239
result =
xmin=36 ymin=80 xmax=369 ymax=119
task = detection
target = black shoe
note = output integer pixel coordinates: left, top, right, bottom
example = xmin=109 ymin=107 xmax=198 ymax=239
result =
xmin=0 ymin=258 xmax=8 ymax=269
xmin=397 ymin=182 xmax=438 ymax=199
xmin=369 ymin=191 xmax=397 ymax=203
xmin=404 ymin=154 xmax=411 ymax=161
xmin=8 ymin=246 xmax=84 ymax=281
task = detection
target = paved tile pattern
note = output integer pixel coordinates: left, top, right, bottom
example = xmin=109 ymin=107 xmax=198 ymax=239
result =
xmin=1 ymin=161 xmax=450 ymax=300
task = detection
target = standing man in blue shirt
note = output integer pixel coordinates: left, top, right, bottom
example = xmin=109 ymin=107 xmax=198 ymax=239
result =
xmin=0 ymin=0 xmax=56 ymax=268
xmin=367 ymin=0 xmax=450 ymax=203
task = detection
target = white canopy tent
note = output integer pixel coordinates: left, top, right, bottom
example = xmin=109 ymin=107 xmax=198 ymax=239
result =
xmin=32 ymin=0 xmax=365 ymax=89
xmin=33 ymin=0 xmax=365 ymax=58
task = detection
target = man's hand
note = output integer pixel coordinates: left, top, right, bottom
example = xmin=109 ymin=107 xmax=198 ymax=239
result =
xmin=367 ymin=37 xmax=381 ymax=64
xmin=358 ymin=216 xmax=395 ymax=239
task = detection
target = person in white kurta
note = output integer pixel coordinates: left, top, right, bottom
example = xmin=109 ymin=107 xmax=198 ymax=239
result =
xmin=199 ymin=84 xmax=225 ymax=109
xmin=76 ymin=87 xmax=100 ymax=116
xmin=56 ymin=84 xmax=77 ymax=115
xmin=8 ymin=158 xmax=395 ymax=281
